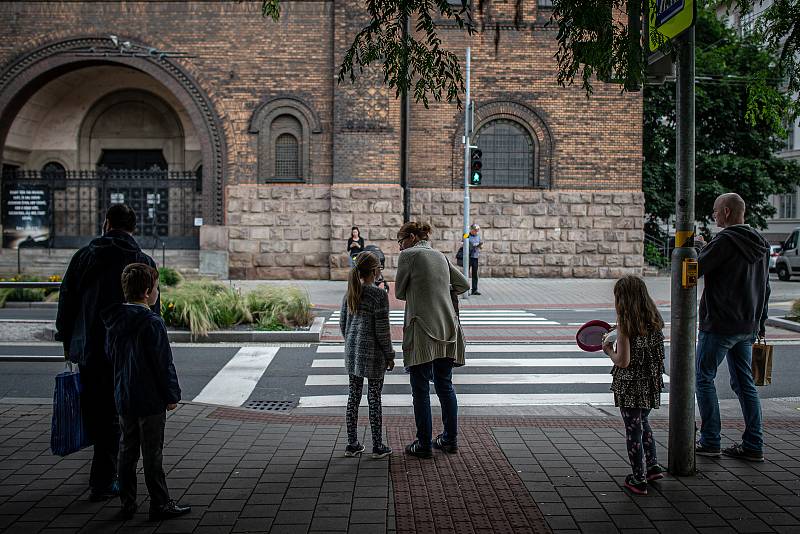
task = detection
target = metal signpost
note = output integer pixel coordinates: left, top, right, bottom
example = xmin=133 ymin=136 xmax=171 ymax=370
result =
xmin=462 ymin=47 xmax=472 ymax=280
xmin=648 ymin=0 xmax=697 ymax=477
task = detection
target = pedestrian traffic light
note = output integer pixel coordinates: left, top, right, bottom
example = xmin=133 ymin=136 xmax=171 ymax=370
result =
xmin=470 ymin=148 xmax=482 ymax=186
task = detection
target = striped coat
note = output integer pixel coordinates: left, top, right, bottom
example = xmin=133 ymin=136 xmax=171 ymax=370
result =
xmin=339 ymin=284 xmax=395 ymax=379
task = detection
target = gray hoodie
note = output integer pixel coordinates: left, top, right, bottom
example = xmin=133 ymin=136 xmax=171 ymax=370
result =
xmin=698 ymin=224 xmax=771 ymax=335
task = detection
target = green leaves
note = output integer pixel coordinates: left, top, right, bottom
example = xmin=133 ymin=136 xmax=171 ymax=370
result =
xmin=644 ymin=4 xmax=800 ymax=231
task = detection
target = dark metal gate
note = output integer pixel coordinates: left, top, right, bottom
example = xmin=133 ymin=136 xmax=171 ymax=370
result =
xmin=1 ymin=169 xmax=202 ymax=249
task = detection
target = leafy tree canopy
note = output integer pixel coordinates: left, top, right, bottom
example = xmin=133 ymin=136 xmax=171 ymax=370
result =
xmin=644 ymin=4 xmax=800 ymax=233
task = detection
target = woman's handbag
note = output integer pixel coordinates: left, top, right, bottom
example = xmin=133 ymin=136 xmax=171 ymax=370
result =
xmin=751 ymin=336 xmax=773 ymax=386
xmin=51 ymin=363 xmax=92 ymax=456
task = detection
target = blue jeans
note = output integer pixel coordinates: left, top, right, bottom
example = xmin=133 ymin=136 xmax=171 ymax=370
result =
xmin=408 ymin=358 xmax=458 ymax=449
xmin=696 ymin=331 xmax=762 ymax=452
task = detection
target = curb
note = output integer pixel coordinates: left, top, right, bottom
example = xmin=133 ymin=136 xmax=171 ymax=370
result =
xmin=765 ymin=316 xmax=800 ymax=333
xmin=35 ymin=315 xmax=324 ymax=344
xmin=3 ymin=302 xmax=58 ymax=308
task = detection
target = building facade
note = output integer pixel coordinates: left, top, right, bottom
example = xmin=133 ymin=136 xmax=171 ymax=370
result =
xmin=0 ymin=1 xmax=644 ymax=280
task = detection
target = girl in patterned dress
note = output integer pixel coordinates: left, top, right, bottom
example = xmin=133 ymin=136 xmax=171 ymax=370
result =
xmin=603 ymin=275 xmax=668 ymax=495
xmin=340 ymin=251 xmax=395 ymax=459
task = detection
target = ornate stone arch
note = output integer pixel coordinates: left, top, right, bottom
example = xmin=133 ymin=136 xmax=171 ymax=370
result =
xmin=77 ymin=89 xmax=185 ymax=169
xmin=452 ymin=100 xmax=554 ymax=188
xmin=249 ymin=96 xmax=322 ymax=182
xmin=0 ymin=35 xmax=227 ymax=224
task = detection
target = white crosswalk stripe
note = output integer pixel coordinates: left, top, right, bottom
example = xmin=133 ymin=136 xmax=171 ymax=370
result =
xmin=298 ymin=343 xmax=670 ymax=408
xmin=326 ymin=309 xmax=560 ymax=326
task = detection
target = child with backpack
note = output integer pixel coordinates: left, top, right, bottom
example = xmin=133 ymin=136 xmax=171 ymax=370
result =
xmin=603 ymin=275 xmax=668 ymax=495
xmin=340 ymin=251 xmax=395 ymax=459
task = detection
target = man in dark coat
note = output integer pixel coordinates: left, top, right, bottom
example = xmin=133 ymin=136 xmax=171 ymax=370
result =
xmin=55 ymin=204 xmax=159 ymax=501
xmin=694 ymin=193 xmax=770 ymax=463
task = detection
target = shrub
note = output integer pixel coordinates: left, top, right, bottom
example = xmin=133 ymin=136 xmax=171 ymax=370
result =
xmin=160 ymin=281 xmax=251 ymax=336
xmin=246 ymin=286 xmax=313 ymax=331
xmin=0 ymin=274 xmax=59 ymax=305
xmin=790 ymin=298 xmax=800 ymax=320
xmin=643 ymin=243 xmax=668 ymax=269
xmin=158 ymin=267 xmax=183 ymax=287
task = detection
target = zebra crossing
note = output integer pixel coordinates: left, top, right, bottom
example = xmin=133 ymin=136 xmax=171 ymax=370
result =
xmin=297 ymin=343 xmax=670 ymax=408
xmin=326 ymin=309 xmax=559 ymax=326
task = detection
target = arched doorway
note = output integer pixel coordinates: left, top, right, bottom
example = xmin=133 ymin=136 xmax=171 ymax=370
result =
xmin=0 ymin=36 xmax=226 ymax=249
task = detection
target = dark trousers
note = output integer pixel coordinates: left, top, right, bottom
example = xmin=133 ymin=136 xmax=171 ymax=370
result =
xmin=469 ymin=257 xmax=479 ymax=292
xmin=620 ymin=408 xmax=658 ymax=480
xmin=409 ymin=358 xmax=458 ymax=449
xmin=118 ymin=412 xmax=170 ymax=510
xmin=79 ymin=360 xmax=119 ymax=491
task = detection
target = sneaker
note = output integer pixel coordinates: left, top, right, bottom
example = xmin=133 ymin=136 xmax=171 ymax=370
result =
xmin=624 ymin=474 xmax=648 ymax=495
xmin=372 ymin=444 xmax=393 ymax=459
xmin=695 ymin=441 xmax=722 ymax=457
xmin=148 ymin=500 xmax=191 ymax=521
xmin=89 ymin=480 xmax=120 ymax=502
xmin=722 ymin=442 xmax=764 ymax=462
xmin=646 ymin=464 xmax=668 ymax=481
xmin=471 ymin=291 xmax=481 ymax=296
xmin=432 ymin=434 xmax=458 ymax=454
xmin=344 ymin=443 xmax=365 ymax=457
xmin=405 ymin=440 xmax=433 ymax=459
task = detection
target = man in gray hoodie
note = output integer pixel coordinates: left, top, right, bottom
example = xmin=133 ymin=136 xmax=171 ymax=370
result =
xmin=694 ymin=193 xmax=770 ymax=462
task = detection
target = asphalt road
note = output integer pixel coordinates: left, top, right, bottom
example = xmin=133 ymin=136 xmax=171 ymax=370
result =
xmin=0 ymin=342 xmax=796 ymax=407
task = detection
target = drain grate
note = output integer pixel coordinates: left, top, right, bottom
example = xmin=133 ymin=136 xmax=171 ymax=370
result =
xmin=243 ymin=400 xmax=296 ymax=411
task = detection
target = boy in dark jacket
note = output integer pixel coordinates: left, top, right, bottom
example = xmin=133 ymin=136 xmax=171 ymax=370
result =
xmin=103 ymin=263 xmax=189 ymax=521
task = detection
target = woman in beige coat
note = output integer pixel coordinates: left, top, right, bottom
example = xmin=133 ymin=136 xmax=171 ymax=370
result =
xmin=395 ymin=222 xmax=470 ymax=458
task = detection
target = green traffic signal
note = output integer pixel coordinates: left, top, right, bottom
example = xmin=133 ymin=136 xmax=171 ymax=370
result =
xmin=470 ymin=148 xmax=482 ymax=186
xmin=470 ymin=171 xmax=482 ymax=185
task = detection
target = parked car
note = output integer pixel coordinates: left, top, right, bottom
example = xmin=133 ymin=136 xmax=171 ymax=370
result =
xmin=770 ymin=245 xmax=782 ymax=272
xmin=775 ymin=228 xmax=800 ymax=281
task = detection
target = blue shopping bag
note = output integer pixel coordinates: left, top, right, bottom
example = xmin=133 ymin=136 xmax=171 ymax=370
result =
xmin=50 ymin=364 xmax=91 ymax=456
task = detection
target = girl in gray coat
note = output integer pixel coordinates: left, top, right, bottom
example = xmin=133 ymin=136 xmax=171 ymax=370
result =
xmin=340 ymin=251 xmax=395 ymax=459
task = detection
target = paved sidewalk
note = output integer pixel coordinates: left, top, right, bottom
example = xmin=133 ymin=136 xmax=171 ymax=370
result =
xmin=1 ymin=400 xmax=798 ymax=533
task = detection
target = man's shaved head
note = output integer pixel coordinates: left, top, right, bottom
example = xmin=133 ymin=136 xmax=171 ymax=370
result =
xmin=713 ymin=193 xmax=746 ymax=228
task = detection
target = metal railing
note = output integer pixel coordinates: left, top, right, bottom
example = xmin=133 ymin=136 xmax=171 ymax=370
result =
xmin=643 ymin=230 xmax=670 ymax=271
xmin=2 ymin=169 xmax=202 ymax=249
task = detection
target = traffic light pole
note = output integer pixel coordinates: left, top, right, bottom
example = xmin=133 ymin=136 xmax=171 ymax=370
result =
xmin=462 ymin=46 xmax=471 ymax=280
xmin=668 ymin=27 xmax=697 ymax=477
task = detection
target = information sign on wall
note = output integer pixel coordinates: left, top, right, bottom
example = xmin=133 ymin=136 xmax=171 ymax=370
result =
xmin=2 ymin=184 xmax=51 ymax=248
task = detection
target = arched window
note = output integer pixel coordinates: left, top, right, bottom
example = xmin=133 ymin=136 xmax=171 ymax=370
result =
xmin=41 ymin=161 xmax=66 ymax=176
xmin=275 ymin=133 xmax=299 ymax=179
xmin=475 ymin=119 xmax=534 ymax=187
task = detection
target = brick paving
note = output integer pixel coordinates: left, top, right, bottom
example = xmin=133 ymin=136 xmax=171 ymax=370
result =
xmin=1 ymin=403 xmax=799 ymax=533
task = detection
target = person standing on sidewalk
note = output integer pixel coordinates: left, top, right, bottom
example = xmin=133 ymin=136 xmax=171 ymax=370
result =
xmin=468 ymin=223 xmax=482 ymax=295
xmin=346 ymin=226 xmax=365 ymax=268
xmin=395 ymin=222 xmax=470 ymax=458
xmin=102 ymin=263 xmax=189 ymax=521
xmin=55 ymin=204 xmax=159 ymax=502
xmin=603 ymin=275 xmax=667 ymax=496
xmin=339 ymin=251 xmax=395 ymax=459
xmin=694 ymin=193 xmax=770 ymax=462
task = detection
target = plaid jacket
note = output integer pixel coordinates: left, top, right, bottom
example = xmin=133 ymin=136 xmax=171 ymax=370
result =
xmin=340 ymin=284 xmax=395 ymax=379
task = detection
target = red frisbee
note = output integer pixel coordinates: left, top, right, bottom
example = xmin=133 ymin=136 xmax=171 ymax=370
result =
xmin=575 ymin=320 xmax=612 ymax=352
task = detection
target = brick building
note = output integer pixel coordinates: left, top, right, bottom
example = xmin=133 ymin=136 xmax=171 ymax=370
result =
xmin=0 ymin=1 xmax=644 ymax=280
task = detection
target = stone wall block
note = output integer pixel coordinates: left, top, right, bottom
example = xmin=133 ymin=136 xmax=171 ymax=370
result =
xmin=623 ymin=205 xmax=644 ymax=217
xmin=271 ymin=188 xmax=294 ymax=199
xmin=488 ymin=192 xmax=513 ymax=203
xmin=514 ymin=267 xmax=532 ymax=277
xmin=570 ymin=204 xmax=588 ymax=216
xmin=593 ymin=218 xmax=614 ymax=229
xmin=331 ymin=213 xmax=353 ymax=226
xmin=573 ymin=267 xmax=600 ymax=278
xmin=545 ymin=254 xmax=573 ymax=266
xmin=413 ymin=190 xmax=432 ymax=202
xmin=552 ymin=242 xmax=576 ymax=254
xmin=493 ymin=242 xmax=511 ymax=254
xmin=519 ymin=254 xmax=544 ymax=266
xmin=350 ymin=187 xmax=380 ymax=199
xmin=559 ymin=216 xmax=578 ymax=228
xmin=588 ymin=205 xmax=605 ymax=216
xmin=274 ymin=253 xmax=304 ymax=267
xmin=295 ymin=188 xmax=313 ymax=199
xmin=371 ymin=200 xmax=392 ymax=213
xmin=231 ymin=239 xmax=259 ymax=253
xmin=593 ymin=193 xmax=612 ymax=204
xmin=512 ymin=241 xmax=531 ymax=254
xmin=525 ymin=203 xmax=548 ymax=216
xmin=257 ymin=188 xmax=272 ymax=199
xmin=588 ymin=229 xmax=604 ymax=242
xmin=605 ymin=205 xmax=622 ymax=217
xmin=534 ymin=216 xmax=560 ymax=229
xmin=613 ymin=192 xmax=634 ymax=204
xmin=443 ymin=204 xmax=459 ymax=215
xmin=624 ymin=255 xmax=644 ymax=267
xmin=567 ymin=229 xmax=587 ymax=241
xmin=254 ymin=267 xmax=293 ymax=280
xmin=598 ymin=242 xmax=619 ymax=254
xmin=545 ymin=229 xmax=563 ymax=241
xmin=431 ymin=216 xmax=452 ymax=230
xmin=481 ymin=204 xmax=503 ymax=215
xmin=314 ymin=188 xmax=332 ymax=200
xmin=559 ymin=193 xmax=583 ymax=204
xmin=604 ymin=230 xmax=626 ymax=242
xmin=616 ymin=217 xmax=635 ymax=229
xmin=582 ymin=254 xmax=604 ymax=267
xmin=369 ymin=228 xmax=389 ymax=240
xmin=383 ymin=214 xmax=403 ymax=227
xmin=578 ymin=218 xmax=594 ymax=229
xmin=576 ymin=243 xmax=597 ymax=254
xmin=543 ymin=192 xmax=558 ymax=202
xmin=331 ymin=188 xmax=350 ymax=199
xmin=253 ymin=253 xmax=275 ymax=267
xmin=304 ymin=253 xmax=329 ymax=267
xmin=492 ymin=216 xmax=512 ymax=228
xmin=513 ymin=191 xmax=542 ymax=203
xmin=260 ymin=241 xmax=290 ymax=253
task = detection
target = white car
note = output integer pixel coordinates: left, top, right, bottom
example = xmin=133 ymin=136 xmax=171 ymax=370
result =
xmin=776 ymin=229 xmax=800 ymax=281
xmin=770 ymin=245 xmax=781 ymax=272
